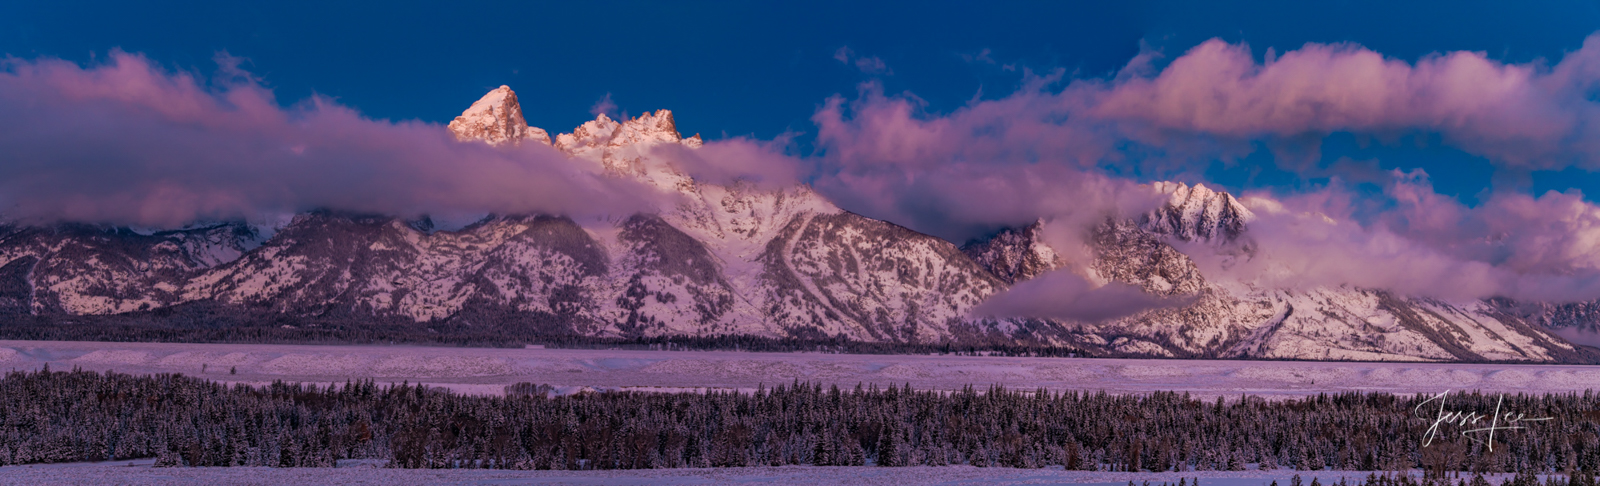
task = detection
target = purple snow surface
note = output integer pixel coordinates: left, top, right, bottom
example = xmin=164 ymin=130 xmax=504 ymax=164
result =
xmin=2 ymin=339 xmax=1597 ymax=399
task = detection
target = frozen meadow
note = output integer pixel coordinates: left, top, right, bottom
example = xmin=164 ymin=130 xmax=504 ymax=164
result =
xmin=1 ymin=340 xmax=1597 ymax=399
xmin=1 ymin=340 xmax=1596 ymax=484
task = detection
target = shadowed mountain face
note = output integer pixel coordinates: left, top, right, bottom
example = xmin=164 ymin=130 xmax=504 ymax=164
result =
xmin=611 ymin=213 xmax=735 ymax=335
xmin=757 ymin=211 xmax=1012 ymax=343
xmin=961 ymin=223 xmax=1062 ymax=285
xmin=0 ymin=255 xmax=36 ymax=314
xmin=0 ymin=86 xmax=1594 ymax=363
xmin=181 ymin=212 xmax=615 ymax=333
xmin=0 ymin=223 xmax=260 ymax=315
xmin=1489 ymin=299 xmax=1600 ymax=337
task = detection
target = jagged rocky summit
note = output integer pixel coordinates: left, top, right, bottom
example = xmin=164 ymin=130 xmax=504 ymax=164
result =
xmin=0 ymin=86 xmax=1594 ymax=363
xmin=447 ymin=86 xmax=551 ymax=146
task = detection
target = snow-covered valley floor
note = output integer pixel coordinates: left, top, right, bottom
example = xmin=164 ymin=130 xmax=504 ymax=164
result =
xmin=0 ymin=462 xmax=1538 ymax=486
xmin=1 ymin=340 xmax=1598 ymax=398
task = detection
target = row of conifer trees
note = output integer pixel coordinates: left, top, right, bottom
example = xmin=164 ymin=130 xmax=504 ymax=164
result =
xmin=1 ymin=367 xmax=1597 ymax=474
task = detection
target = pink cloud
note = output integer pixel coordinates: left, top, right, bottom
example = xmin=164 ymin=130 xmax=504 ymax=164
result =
xmin=973 ymin=270 xmax=1194 ymax=323
xmin=650 ymin=136 xmax=805 ymax=190
xmin=833 ymin=46 xmax=893 ymax=75
xmin=1093 ymin=37 xmax=1600 ymax=168
xmin=814 ymin=34 xmax=1600 ymax=204
xmin=805 ymin=34 xmax=1600 ymax=303
xmin=833 ymin=47 xmax=853 ymax=64
xmin=589 ymin=93 xmax=618 ymax=118
xmin=809 ymin=81 xmax=1153 ymax=243
xmin=0 ymin=52 xmax=666 ymax=227
xmin=1187 ymin=175 xmax=1600 ymax=302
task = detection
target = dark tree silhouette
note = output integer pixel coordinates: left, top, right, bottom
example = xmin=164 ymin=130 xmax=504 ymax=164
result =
xmin=0 ymin=368 xmax=1597 ymax=479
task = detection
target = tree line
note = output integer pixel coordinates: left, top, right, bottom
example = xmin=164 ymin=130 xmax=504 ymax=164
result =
xmin=0 ymin=313 xmax=1090 ymax=357
xmin=1 ymin=368 xmax=1597 ymax=475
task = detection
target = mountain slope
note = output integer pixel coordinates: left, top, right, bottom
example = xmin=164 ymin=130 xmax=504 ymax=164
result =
xmin=0 ymin=223 xmax=259 ymax=315
xmin=958 ymin=183 xmax=1593 ymax=362
xmin=754 ymin=211 xmax=1012 ymax=342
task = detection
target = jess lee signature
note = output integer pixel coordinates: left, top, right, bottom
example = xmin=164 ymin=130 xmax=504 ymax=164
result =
xmin=1415 ymin=391 xmax=1553 ymax=451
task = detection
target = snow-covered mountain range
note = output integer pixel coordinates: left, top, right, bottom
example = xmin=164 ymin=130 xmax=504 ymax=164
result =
xmin=1 ymin=86 xmax=1594 ymax=363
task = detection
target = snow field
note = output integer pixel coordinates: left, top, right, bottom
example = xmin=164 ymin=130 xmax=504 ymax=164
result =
xmin=2 ymin=340 xmax=1598 ymax=399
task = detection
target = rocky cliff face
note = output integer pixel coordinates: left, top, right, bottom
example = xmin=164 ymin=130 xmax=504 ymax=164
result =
xmin=1486 ymin=298 xmax=1600 ymax=336
xmin=447 ymin=85 xmax=551 ymax=146
xmin=0 ymin=223 xmax=261 ymax=315
xmin=961 ymin=223 xmax=1063 ymax=285
xmin=0 ymin=86 xmax=1593 ymax=362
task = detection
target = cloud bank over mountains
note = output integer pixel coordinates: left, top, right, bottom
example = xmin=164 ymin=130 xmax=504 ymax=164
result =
xmin=0 ymin=51 xmax=667 ymax=227
xmin=1095 ymin=37 xmax=1600 ymax=170
xmin=806 ymin=34 xmax=1600 ymax=302
xmin=973 ymin=270 xmax=1195 ymax=323
xmin=10 ymin=36 xmax=1600 ymax=303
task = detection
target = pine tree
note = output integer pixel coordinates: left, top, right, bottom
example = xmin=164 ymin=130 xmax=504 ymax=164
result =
xmin=877 ymin=423 xmax=902 ymax=467
xmin=813 ymin=429 xmax=837 ymax=466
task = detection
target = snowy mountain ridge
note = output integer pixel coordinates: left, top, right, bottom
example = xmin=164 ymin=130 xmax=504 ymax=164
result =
xmin=955 ymin=182 xmax=1590 ymax=362
xmin=0 ymin=86 xmax=1593 ymax=363
xmin=1143 ymin=182 xmax=1253 ymax=245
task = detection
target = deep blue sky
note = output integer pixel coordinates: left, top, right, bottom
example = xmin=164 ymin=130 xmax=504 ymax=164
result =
xmin=5 ymin=0 xmax=1600 ymax=201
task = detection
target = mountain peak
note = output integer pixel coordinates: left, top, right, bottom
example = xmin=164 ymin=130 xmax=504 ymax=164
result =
xmin=612 ymin=109 xmax=683 ymax=146
xmin=553 ymin=113 xmax=621 ymax=154
xmin=1144 ymin=181 xmax=1253 ymax=244
xmin=554 ymin=110 xmax=688 ymax=161
xmin=447 ymin=86 xmax=552 ymax=146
